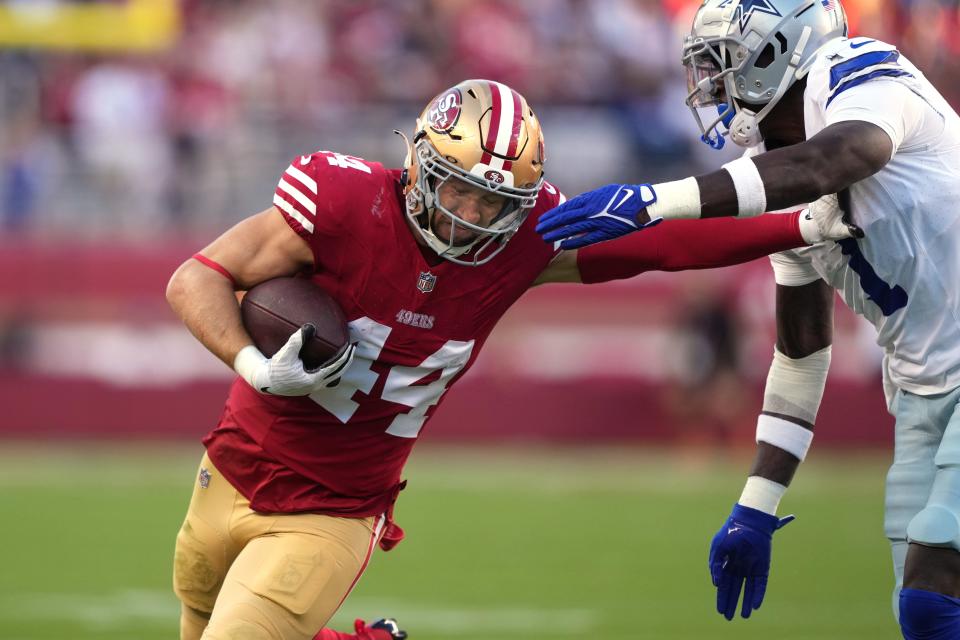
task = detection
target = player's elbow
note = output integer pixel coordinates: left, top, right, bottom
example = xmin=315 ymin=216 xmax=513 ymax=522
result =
xmin=165 ymin=260 xmax=196 ymax=315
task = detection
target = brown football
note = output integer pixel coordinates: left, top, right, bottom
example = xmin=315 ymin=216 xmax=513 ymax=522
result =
xmin=240 ymin=277 xmax=349 ymax=370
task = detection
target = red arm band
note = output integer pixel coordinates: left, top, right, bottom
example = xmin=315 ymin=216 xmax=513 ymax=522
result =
xmin=576 ymin=211 xmax=803 ymax=284
xmin=192 ymin=253 xmax=238 ymax=287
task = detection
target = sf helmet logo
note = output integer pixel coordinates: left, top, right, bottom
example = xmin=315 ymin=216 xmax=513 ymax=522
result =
xmin=484 ymin=170 xmax=505 ymax=184
xmin=428 ymin=89 xmax=462 ymax=132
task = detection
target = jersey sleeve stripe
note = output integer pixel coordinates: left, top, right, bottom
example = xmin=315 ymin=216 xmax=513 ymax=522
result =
xmin=829 ymin=49 xmax=900 ymax=89
xmin=272 ymin=193 xmax=315 ymax=233
xmin=278 ymin=178 xmax=318 ymax=215
xmin=285 ymin=165 xmax=318 ymax=194
xmin=826 ymin=69 xmax=914 ymax=107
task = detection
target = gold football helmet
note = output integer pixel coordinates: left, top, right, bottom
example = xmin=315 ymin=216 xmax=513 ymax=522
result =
xmin=399 ymin=79 xmax=545 ymax=266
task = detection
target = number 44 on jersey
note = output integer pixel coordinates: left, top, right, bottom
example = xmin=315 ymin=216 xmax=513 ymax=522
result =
xmin=308 ymin=317 xmax=474 ymax=438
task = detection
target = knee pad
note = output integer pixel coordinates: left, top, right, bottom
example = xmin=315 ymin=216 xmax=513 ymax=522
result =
xmin=907 ymin=505 xmax=960 ymax=550
xmin=885 ymin=455 xmax=937 ymax=541
xmin=905 ymin=463 xmax=960 ymax=551
xmin=173 ymin=518 xmax=227 ymax=612
xmin=900 ymin=588 xmax=960 ymax=640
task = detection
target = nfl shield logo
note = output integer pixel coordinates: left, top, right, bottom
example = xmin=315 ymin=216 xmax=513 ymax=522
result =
xmin=417 ymin=271 xmax=437 ymax=293
xmin=199 ymin=468 xmax=211 ymax=489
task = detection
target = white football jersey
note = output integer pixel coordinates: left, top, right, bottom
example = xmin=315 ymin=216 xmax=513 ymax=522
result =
xmin=767 ymin=37 xmax=960 ymax=397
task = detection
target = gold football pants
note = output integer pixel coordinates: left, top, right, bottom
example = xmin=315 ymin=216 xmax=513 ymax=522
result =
xmin=173 ymin=452 xmax=383 ymax=640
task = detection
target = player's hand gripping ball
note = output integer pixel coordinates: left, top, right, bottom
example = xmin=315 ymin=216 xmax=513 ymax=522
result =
xmin=240 ymin=277 xmax=349 ymax=370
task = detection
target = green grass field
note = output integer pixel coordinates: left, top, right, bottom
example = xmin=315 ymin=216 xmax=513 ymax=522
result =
xmin=0 ymin=443 xmax=899 ymax=640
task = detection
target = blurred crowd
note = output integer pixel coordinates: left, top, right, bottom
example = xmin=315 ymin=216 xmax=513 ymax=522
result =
xmin=1 ymin=0 xmax=959 ymax=237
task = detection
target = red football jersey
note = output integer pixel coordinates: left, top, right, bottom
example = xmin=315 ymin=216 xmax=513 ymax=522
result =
xmin=203 ymin=150 xmax=561 ymax=517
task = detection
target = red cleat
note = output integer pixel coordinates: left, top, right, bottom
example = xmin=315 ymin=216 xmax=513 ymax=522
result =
xmin=314 ymin=617 xmax=407 ymax=640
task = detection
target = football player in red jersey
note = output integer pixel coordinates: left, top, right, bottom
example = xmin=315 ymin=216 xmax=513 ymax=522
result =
xmin=165 ymin=79 xmax=856 ymax=640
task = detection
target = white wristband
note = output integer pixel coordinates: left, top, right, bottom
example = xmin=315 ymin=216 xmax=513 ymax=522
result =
xmin=756 ymin=413 xmax=814 ymax=461
xmin=739 ymin=475 xmax=787 ymax=515
xmin=646 ymin=177 xmax=701 ymax=220
xmin=722 ymin=156 xmax=767 ymax=217
xmin=233 ymin=344 xmax=268 ymax=389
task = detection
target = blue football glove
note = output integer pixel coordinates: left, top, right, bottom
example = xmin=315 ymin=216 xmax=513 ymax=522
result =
xmin=709 ymin=503 xmax=795 ymax=621
xmin=535 ymin=183 xmax=662 ymax=250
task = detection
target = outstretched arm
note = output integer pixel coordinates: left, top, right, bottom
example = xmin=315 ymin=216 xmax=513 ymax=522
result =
xmin=534 ymin=212 xmax=804 ymax=285
xmin=537 ymin=121 xmax=886 ymax=248
xmin=534 ymin=193 xmax=856 ymax=286
xmin=708 ymin=278 xmax=834 ymax=620
xmin=576 ymin=213 xmax=804 ymax=283
xmin=698 ymin=120 xmax=892 ymax=217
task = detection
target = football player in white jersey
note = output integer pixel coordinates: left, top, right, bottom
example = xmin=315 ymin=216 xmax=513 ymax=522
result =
xmin=536 ymin=0 xmax=960 ymax=637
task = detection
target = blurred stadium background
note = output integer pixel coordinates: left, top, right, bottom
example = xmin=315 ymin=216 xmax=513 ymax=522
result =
xmin=2 ymin=0 xmax=955 ymax=638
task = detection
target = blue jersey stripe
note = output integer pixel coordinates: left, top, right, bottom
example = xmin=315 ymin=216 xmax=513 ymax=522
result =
xmin=838 ymin=238 xmax=908 ymax=316
xmin=826 ymin=69 xmax=914 ymax=107
xmin=829 ymin=49 xmax=901 ymax=89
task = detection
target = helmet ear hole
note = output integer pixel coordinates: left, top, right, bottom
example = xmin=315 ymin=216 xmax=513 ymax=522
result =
xmin=755 ymin=42 xmax=777 ymax=70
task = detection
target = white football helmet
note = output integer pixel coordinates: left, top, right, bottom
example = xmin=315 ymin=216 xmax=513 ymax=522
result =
xmin=399 ymin=79 xmax=545 ymax=267
xmin=682 ymin=0 xmax=847 ymax=148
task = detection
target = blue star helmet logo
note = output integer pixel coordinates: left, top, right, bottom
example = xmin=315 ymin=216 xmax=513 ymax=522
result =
xmin=719 ymin=0 xmax=782 ymax=32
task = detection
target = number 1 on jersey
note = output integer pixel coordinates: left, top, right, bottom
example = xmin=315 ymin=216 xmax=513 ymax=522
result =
xmin=309 ymin=317 xmax=474 ymax=438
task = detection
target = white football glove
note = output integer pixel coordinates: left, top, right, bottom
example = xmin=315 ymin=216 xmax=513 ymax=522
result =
xmin=233 ymin=325 xmax=355 ymax=396
xmin=798 ymin=193 xmax=864 ymax=244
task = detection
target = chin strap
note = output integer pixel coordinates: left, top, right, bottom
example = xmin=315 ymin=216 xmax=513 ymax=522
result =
xmin=702 ymin=103 xmax=736 ymax=149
